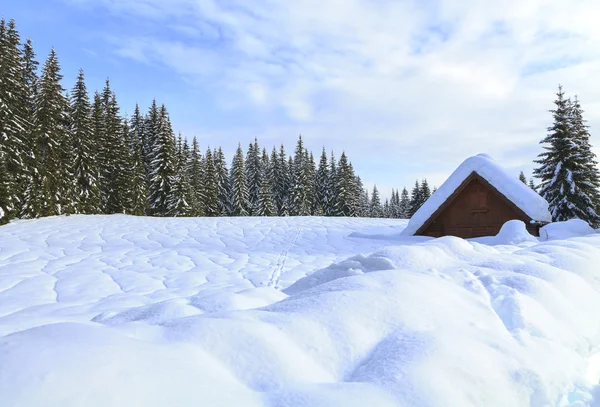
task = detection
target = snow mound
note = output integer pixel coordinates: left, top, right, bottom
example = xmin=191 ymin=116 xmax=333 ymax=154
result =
xmin=3 ymin=216 xmax=600 ymax=406
xmin=403 ymin=154 xmax=552 ymax=236
xmin=472 ymin=220 xmax=539 ymax=246
xmin=540 ymin=219 xmax=596 ymax=241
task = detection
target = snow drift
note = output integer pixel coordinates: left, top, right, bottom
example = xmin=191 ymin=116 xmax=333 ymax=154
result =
xmin=1 ymin=215 xmax=600 ymax=407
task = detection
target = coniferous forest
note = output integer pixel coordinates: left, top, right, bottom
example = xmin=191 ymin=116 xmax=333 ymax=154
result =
xmin=0 ymin=18 xmax=432 ymax=225
xmin=2 ymin=17 xmax=599 ymax=228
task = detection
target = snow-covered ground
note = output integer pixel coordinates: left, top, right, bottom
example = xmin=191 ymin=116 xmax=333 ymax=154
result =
xmin=1 ymin=215 xmax=600 ymax=407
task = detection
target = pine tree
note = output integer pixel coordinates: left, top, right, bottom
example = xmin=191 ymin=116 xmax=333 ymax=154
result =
xmin=528 ymin=178 xmax=537 ymax=191
xmin=383 ymin=198 xmax=390 ymax=218
xmin=519 ymin=171 xmax=527 ymax=184
xmin=409 ymin=180 xmax=421 ymax=217
xmin=327 ymin=151 xmax=339 ymax=216
xmin=202 ymin=148 xmax=219 ymax=216
xmin=399 ymin=187 xmax=410 ymax=219
xmin=419 ymin=179 xmax=431 ymax=207
xmin=69 ymin=68 xmax=100 ymax=214
xmin=291 ymin=135 xmax=310 ymax=215
xmin=245 ymin=138 xmax=262 ymax=215
xmin=30 ymin=48 xmax=71 ymax=217
xmin=100 ymin=83 xmax=130 ymax=213
xmin=0 ymin=19 xmax=30 ymax=218
xmin=214 ymin=146 xmax=231 ymax=216
xmin=166 ymin=135 xmax=192 ymax=217
xmin=143 ymin=100 xmax=159 ymax=180
xmin=18 ymin=37 xmax=39 ymax=216
xmin=301 ymin=149 xmax=316 ymax=215
xmin=127 ymin=113 xmax=148 ymax=216
xmin=257 ymin=148 xmax=276 ymax=216
xmin=274 ymin=145 xmax=291 ymax=216
xmin=534 ymin=86 xmax=600 ymax=226
xmin=359 ymin=186 xmax=369 ymax=217
xmin=186 ymin=137 xmax=203 ymax=215
xmin=570 ymin=96 xmax=600 ymax=215
xmin=370 ymin=185 xmax=382 ymax=218
xmin=335 ymin=152 xmax=355 ymax=216
xmin=315 ymin=148 xmax=329 ymax=216
xmin=148 ymin=104 xmax=177 ymax=216
xmin=230 ymin=143 xmax=249 ymax=216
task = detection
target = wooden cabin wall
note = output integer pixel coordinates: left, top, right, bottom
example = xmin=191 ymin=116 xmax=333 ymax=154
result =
xmin=420 ymin=178 xmax=536 ymax=238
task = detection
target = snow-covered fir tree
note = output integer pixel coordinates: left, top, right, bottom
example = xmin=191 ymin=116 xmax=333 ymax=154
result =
xmin=31 ymin=48 xmax=71 ymax=217
xmin=327 ymin=151 xmax=339 ymax=216
xmin=69 ymin=69 xmax=99 ymax=214
xmin=291 ymin=135 xmax=311 ymax=215
xmin=214 ymin=146 xmax=231 ymax=217
xmin=315 ymin=148 xmax=329 ymax=216
xmin=256 ymin=148 xmax=276 ymax=216
xmin=334 ymin=152 xmax=356 ymax=216
xmin=202 ymin=148 xmax=219 ymax=217
xmin=230 ymin=143 xmax=249 ymax=216
xmin=274 ymin=145 xmax=291 ymax=216
xmin=409 ymin=180 xmax=422 ymax=217
xmin=370 ymin=185 xmax=383 ymax=218
xmin=148 ymin=105 xmax=177 ymax=216
xmin=420 ymin=179 xmax=431 ymax=207
xmin=399 ymin=187 xmax=410 ymax=219
xmin=534 ymin=86 xmax=600 ymax=226
xmin=570 ymin=96 xmax=600 ymax=214
xmin=0 ymin=19 xmax=30 ymax=218
xmin=127 ymin=112 xmax=148 ymax=216
xmin=519 ymin=171 xmax=527 ymax=184
xmin=245 ymin=138 xmax=262 ymax=215
xmin=186 ymin=137 xmax=204 ymax=216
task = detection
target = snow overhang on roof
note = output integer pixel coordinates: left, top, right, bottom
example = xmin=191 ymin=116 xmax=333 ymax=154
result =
xmin=402 ymin=154 xmax=553 ymax=236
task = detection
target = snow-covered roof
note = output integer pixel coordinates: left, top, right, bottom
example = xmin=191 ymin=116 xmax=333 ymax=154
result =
xmin=403 ymin=154 xmax=552 ymax=236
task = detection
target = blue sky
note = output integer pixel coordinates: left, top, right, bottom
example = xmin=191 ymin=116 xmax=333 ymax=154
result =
xmin=5 ymin=0 xmax=600 ymax=197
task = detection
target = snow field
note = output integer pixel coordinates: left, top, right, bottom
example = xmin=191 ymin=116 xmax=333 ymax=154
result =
xmin=1 ymin=215 xmax=600 ymax=406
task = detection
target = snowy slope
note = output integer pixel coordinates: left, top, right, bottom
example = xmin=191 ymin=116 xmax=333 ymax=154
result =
xmin=403 ymin=154 xmax=553 ymax=236
xmin=1 ymin=215 xmax=600 ymax=407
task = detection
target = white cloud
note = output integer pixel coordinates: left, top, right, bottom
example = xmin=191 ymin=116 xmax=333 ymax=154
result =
xmin=66 ymin=0 xmax=600 ymax=196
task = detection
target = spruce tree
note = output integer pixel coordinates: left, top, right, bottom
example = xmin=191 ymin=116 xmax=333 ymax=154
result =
xmin=31 ymin=48 xmax=71 ymax=217
xmin=409 ymin=180 xmax=421 ymax=217
xmin=419 ymin=179 xmax=431 ymax=207
xmin=247 ymin=138 xmax=263 ymax=215
xmin=230 ymin=143 xmax=249 ymax=216
xmin=519 ymin=171 xmax=527 ymax=184
xmin=186 ymin=137 xmax=204 ymax=215
xmin=127 ymin=113 xmax=148 ymax=216
xmin=291 ymin=135 xmax=309 ymax=215
xmin=528 ymin=178 xmax=537 ymax=191
xmin=326 ymin=151 xmax=339 ymax=216
xmin=315 ymin=148 xmax=329 ymax=216
xmin=257 ymin=148 xmax=276 ymax=216
xmin=167 ymin=136 xmax=192 ymax=217
xmin=275 ymin=145 xmax=291 ymax=216
xmin=202 ymin=148 xmax=219 ymax=216
xmin=148 ymin=105 xmax=177 ymax=216
xmin=143 ymin=100 xmax=159 ymax=180
xmin=69 ymin=68 xmax=100 ymax=214
xmin=370 ymin=185 xmax=382 ymax=218
xmin=214 ymin=146 xmax=231 ymax=216
xmin=99 ymin=82 xmax=128 ymax=214
xmin=570 ymin=96 xmax=600 ymax=214
xmin=534 ymin=86 xmax=600 ymax=226
xmin=358 ymin=186 xmax=369 ymax=217
xmin=335 ymin=152 xmax=355 ymax=216
xmin=301 ymin=149 xmax=316 ymax=215
xmin=399 ymin=187 xmax=410 ymax=218
xmin=0 ymin=19 xmax=29 ymax=218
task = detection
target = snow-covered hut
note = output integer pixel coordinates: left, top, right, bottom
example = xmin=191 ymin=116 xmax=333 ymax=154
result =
xmin=403 ymin=154 xmax=552 ymax=238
